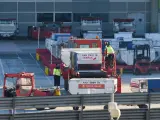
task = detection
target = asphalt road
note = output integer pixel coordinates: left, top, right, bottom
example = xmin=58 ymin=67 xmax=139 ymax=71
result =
xmin=0 ymin=40 xmax=65 ymax=96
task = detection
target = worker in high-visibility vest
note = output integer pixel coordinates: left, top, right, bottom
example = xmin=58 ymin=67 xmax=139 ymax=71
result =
xmin=53 ymin=64 xmax=62 ymax=88
xmin=104 ymin=42 xmax=115 ymax=67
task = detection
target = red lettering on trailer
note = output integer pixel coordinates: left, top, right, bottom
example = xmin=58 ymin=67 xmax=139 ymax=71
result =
xmin=130 ymin=83 xmax=139 ymax=88
xmin=78 ymin=84 xmax=105 ymax=89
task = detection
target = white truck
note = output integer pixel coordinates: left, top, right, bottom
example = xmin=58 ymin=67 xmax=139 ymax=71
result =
xmin=0 ymin=19 xmax=18 ymax=39
xmin=80 ymin=17 xmax=102 ymax=39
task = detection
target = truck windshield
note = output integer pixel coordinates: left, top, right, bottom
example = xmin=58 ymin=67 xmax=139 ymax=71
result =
xmin=78 ymin=64 xmax=101 ymax=70
xmin=6 ymin=77 xmax=17 ymax=88
xmin=0 ymin=20 xmax=13 ymax=24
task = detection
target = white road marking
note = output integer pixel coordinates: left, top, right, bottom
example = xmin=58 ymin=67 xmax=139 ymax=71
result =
xmin=0 ymin=59 xmax=4 ymax=75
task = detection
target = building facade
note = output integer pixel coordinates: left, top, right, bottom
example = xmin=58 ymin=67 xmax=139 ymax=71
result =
xmin=0 ymin=0 xmax=151 ymax=36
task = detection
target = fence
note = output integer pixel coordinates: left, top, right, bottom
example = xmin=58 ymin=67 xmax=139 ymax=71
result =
xmin=0 ymin=92 xmax=160 ymax=110
xmin=0 ymin=109 xmax=160 ymax=120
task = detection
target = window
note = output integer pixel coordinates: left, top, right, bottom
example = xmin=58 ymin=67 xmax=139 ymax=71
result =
xmin=92 ymin=43 xmax=98 ymax=48
xmin=80 ymin=44 xmax=89 ymax=48
xmin=37 ymin=13 xmax=53 ymax=22
xmin=74 ymin=43 xmax=77 ymax=48
xmin=73 ymin=13 xmax=90 ymax=22
xmin=55 ymin=13 xmax=71 ymax=22
xmin=91 ymin=13 xmax=108 ymax=22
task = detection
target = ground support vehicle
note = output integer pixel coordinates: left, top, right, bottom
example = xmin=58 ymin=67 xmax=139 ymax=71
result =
xmin=130 ymin=78 xmax=160 ymax=109
xmin=60 ymin=48 xmax=121 ymax=110
xmin=36 ymin=37 xmax=102 ymax=76
xmin=3 ymin=72 xmax=60 ymax=110
xmin=80 ymin=16 xmax=102 ymax=38
xmin=113 ymin=18 xmax=135 ymax=34
xmin=116 ymin=44 xmax=152 ymax=75
xmin=28 ymin=22 xmax=71 ymax=40
xmin=0 ymin=18 xmax=19 ymax=39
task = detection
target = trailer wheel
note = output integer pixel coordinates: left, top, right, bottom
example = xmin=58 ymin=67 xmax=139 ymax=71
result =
xmin=36 ymin=108 xmax=45 ymax=110
xmin=104 ymin=105 xmax=108 ymax=109
xmin=138 ymin=104 xmax=148 ymax=109
xmin=82 ymin=106 xmax=85 ymax=109
xmin=73 ymin=106 xmax=79 ymax=110
xmin=49 ymin=107 xmax=56 ymax=109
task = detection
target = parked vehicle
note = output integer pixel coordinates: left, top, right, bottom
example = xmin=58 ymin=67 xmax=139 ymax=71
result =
xmin=130 ymin=78 xmax=160 ymax=109
xmin=0 ymin=18 xmax=18 ymax=39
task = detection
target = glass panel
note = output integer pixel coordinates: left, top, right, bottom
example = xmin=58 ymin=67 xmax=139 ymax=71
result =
xmin=17 ymin=78 xmax=32 ymax=86
xmin=92 ymin=43 xmax=98 ymax=48
xmin=0 ymin=20 xmax=13 ymax=24
xmin=73 ymin=13 xmax=90 ymax=22
xmin=37 ymin=13 xmax=53 ymax=22
xmin=55 ymin=13 xmax=71 ymax=22
xmin=80 ymin=44 xmax=89 ymax=48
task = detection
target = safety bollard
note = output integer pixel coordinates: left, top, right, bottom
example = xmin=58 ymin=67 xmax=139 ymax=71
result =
xmin=45 ymin=66 xmax=49 ymax=75
xmin=120 ymin=68 xmax=123 ymax=75
xmin=36 ymin=53 xmax=40 ymax=61
xmin=54 ymin=87 xmax=61 ymax=96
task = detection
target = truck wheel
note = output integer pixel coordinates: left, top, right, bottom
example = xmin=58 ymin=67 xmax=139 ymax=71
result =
xmin=36 ymin=108 xmax=45 ymax=110
xmin=73 ymin=106 xmax=79 ymax=110
xmin=104 ymin=105 xmax=108 ymax=109
xmin=138 ymin=104 xmax=148 ymax=109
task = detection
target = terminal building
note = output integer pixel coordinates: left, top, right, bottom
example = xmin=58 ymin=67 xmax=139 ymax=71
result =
xmin=0 ymin=0 xmax=158 ymax=36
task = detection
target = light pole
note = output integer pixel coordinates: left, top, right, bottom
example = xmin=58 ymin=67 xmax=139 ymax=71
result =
xmin=37 ymin=27 xmax=40 ymax=48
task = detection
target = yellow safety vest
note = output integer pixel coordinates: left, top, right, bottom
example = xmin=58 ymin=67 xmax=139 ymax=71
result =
xmin=53 ymin=68 xmax=61 ymax=76
xmin=105 ymin=46 xmax=115 ymax=54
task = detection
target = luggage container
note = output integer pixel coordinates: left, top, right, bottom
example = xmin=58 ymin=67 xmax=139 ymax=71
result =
xmin=61 ymin=48 xmax=102 ymax=67
xmin=45 ymin=33 xmax=71 ymax=58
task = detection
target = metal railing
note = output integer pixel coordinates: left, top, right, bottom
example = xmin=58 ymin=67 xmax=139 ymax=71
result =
xmin=0 ymin=109 xmax=159 ymax=120
xmin=0 ymin=92 xmax=160 ymax=110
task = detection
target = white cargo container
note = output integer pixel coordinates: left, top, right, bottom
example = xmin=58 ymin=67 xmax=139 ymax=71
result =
xmin=61 ymin=48 xmax=102 ymax=67
xmin=114 ymin=32 xmax=133 ymax=40
xmin=69 ymin=78 xmax=117 ymax=94
xmin=74 ymin=51 xmax=102 ymax=64
xmin=83 ymin=31 xmax=102 ymax=39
